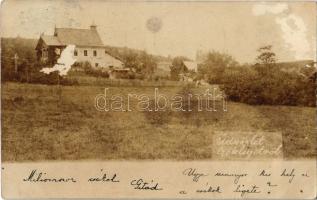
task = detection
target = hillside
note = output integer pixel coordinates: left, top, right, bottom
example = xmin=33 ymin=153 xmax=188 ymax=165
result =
xmin=2 ymin=82 xmax=315 ymax=161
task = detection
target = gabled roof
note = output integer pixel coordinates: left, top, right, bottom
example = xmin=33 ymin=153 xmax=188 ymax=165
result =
xmin=54 ymin=28 xmax=104 ymax=47
xmin=183 ymin=61 xmax=198 ymax=71
xmin=35 ymin=35 xmax=63 ymax=50
xmin=40 ymin=35 xmax=62 ymax=46
xmin=104 ymin=50 xmax=123 ymax=62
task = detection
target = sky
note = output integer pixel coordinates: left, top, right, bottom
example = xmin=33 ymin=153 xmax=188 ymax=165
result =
xmin=1 ymin=0 xmax=316 ymax=63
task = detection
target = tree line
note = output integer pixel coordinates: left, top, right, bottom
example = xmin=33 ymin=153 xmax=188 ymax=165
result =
xmin=1 ymin=37 xmax=315 ymax=107
xmin=170 ymin=45 xmax=315 ymax=107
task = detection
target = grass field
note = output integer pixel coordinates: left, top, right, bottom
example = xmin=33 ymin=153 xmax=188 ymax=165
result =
xmin=2 ymin=82 xmax=316 ymax=161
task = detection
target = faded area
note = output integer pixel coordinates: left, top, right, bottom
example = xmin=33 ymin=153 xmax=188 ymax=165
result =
xmin=252 ymin=2 xmax=314 ymax=60
xmin=1 ymin=1 xmax=315 ymax=62
xmin=40 ymin=45 xmax=76 ymax=76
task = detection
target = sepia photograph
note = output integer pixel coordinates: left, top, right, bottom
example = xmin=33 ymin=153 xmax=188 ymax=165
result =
xmin=0 ymin=0 xmax=316 ymax=199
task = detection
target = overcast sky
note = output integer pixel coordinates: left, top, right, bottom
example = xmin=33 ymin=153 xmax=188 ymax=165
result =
xmin=1 ymin=0 xmax=316 ymax=63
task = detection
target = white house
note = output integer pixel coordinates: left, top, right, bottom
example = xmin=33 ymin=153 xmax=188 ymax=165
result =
xmin=35 ymin=24 xmax=124 ymax=70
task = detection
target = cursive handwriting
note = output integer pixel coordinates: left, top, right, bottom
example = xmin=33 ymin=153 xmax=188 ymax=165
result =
xmin=214 ymin=172 xmax=247 ymax=184
xmin=130 ymin=178 xmax=163 ymax=190
xmin=281 ymin=169 xmax=295 ymax=183
xmin=88 ymin=170 xmax=119 ymax=183
xmin=233 ymin=184 xmax=261 ymax=197
xmin=23 ymin=169 xmax=76 ymax=183
xmin=183 ymin=168 xmax=208 ymax=182
xmin=196 ymin=185 xmax=222 ymax=193
xmin=259 ymin=169 xmax=271 ymax=176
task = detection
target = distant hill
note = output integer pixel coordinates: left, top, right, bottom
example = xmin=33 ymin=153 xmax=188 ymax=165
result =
xmin=254 ymin=59 xmax=316 ymax=77
xmin=278 ymin=60 xmax=315 ymax=71
xmin=277 ymin=60 xmax=316 ymax=78
xmin=1 ymin=37 xmax=38 ymax=68
xmin=1 ymin=37 xmax=38 ymax=49
xmin=104 ymin=45 xmax=171 ymax=63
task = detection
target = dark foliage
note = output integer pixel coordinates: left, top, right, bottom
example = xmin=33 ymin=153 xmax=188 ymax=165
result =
xmin=198 ymin=47 xmax=315 ymax=107
xmin=221 ymin=65 xmax=316 ymax=107
xmin=170 ymin=56 xmax=190 ymax=81
xmin=1 ymin=37 xmax=37 ymax=82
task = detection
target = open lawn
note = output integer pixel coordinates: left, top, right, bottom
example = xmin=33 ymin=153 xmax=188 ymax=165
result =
xmin=2 ymin=82 xmax=316 ymax=161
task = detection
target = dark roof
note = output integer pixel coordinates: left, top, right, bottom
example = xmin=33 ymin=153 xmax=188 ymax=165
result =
xmin=54 ymin=28 xmax=104 ymax=47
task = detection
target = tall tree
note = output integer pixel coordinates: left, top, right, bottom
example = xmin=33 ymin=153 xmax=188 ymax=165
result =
xmin=255 ymin=45 xmax=277 ymax=75
xmin=256 ymin=45 xmax=276 ymax=65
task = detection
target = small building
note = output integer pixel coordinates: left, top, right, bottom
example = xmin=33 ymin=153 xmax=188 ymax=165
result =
xmin=183 ymin=61 xmax=198 ymax=72
xmin=109 ymin=68 xmax=131 ymax=79
xmin=35 ymin=24 xmax=124 ymax=70
xmin=177 ymin=61 xmax=198 ymax=82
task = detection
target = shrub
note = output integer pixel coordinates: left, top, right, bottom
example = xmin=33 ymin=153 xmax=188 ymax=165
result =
xmin=222 ymin=65 xmax=315 ymax=107
xmin=79 ymin=62 xmax=108 ymax=78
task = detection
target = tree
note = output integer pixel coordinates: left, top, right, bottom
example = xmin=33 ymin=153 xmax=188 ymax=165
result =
xmin=120 ymin=49 xmax=157 ymax=80
xmin=197 ymin=51 xmax=238 ymax=84
xmin=170 ymin=56 xmax=189 ymax=81
xmin=122 ymin=50 xmax=141 ymax=71
xmin=254 ymin=45 xmax=277 ymax=75
xmin=256 ymin=45 xmax=276 ymax=65
xmin=1 ymin=37 xmax=37 ymax=82
xmin=138 ymin=51 xmax=157 ymax=80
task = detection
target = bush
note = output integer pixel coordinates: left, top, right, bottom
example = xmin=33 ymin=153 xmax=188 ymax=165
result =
xmin=221 ymin=65 xmax=315 ymax=107
xmin=127 ymin=71 xmax=136 ymax=79
xmin=134 ymin=73 xmax=144 ymax=80
xmin=78 ymin=62 xmax=109 ymax=78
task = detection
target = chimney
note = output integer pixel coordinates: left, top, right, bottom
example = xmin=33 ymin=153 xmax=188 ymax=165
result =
xmin=90 ymin=22 xmax=97 ymax=31
xmin=54 ymin=24 xmax=57 ymax=36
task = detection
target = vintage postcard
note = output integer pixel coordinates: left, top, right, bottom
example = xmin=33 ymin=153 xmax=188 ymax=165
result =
xmin=0 ymin=0 xmax=316 ymax=199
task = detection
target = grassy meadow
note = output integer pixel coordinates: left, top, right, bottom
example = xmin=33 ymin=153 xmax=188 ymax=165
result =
xmin=2 ymin=82 xmax=316 ymax=161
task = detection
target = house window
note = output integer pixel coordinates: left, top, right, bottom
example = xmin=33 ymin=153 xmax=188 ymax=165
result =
xmin=95 ymin=63 xmax=99 ymax=67
xmin=42 ymin=48 xmax=48 ymax=58
xmin=84 ymin=50 xmax=88 ymax=56
xmin=93 ymin=50 xmax=97 ymax=56
xmin=74 ymin=50 xmax=78 ymax=56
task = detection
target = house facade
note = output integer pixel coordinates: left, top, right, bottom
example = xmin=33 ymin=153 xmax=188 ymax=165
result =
xmin=35 ymin=25 xmax=123 ymax=70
